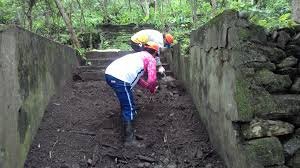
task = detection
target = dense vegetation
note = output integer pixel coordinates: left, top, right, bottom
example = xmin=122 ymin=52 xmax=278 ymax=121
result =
xmin=0 ymin=0 xmax=297 ymax=54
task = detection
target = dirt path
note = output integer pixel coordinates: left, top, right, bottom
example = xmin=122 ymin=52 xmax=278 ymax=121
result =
xmin=24 ymin=79 xmax=225 ymax=168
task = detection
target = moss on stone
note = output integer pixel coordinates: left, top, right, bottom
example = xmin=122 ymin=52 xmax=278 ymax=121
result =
xmin=234 ymin=78 xmax=254 ymax=121
xmin=17 ymin=71 xmax=55 ymax=167
xmin=237 ymin=28 xmax=251 ymax=41
xmin=244 ymin=137 xmax=285 ymax=166
xmin=254 ymin=69 xmax=292 ymax=93
xmin=206 ymin=10 xmax=237 ymax=27
xmin=252 ymin=88 xmax=278 ymax=116
xmin=0 ymin=25 xmax=11 ymax=33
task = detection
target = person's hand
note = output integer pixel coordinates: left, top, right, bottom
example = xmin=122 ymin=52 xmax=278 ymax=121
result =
xmin=158 ymin=66 xmax=165 ymax=74
xmin=149 ymin=85 xmax=158 ymax=94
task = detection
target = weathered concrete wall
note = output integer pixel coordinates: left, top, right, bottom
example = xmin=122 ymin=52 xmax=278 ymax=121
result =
xmin=0 ymin=25 xmax=77 ymax=168
xmin=292 ymin=0 xmax=300 ymax=23
xmin=163 ymin=10 xmax=300 ymax=168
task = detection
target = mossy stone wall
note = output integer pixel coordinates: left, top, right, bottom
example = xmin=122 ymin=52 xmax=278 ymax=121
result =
xmin=163 ymin=10 xmax=300 ymax=168
xmin=0 ymin=25 xmax=77 ymax=168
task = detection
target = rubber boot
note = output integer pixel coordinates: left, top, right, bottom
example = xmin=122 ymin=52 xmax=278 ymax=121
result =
xmin=124 ymin=122 xmax=145 ymax=148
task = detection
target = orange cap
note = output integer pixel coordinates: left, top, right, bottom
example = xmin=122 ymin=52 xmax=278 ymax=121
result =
xmin=144 ymin=41 xmax=159 ymax=52
xmin=165 ymin=33 xmax=174 ymax=44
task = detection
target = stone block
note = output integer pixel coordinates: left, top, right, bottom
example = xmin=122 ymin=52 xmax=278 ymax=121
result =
xmin=284 ymin=136 xmax=300 ymax=157
xmin=244 ymin=137 xmax=285 ymax=166
xmin=267 ymin=166 xmax=289 ymax=168
xmin=272 ymin=94 xmax=300 ymax=114
xmin=242 ymin=119 xmax=294 ymax=139
xmin=277 ymin=30 xmax=291 ymax=49
xmin=254 ymin=69 xmax=292 ymax=93
xmin=276 ymin=56 xmax=298 ymax=68
xmin=287 ymin=149 xmax=300 ymax=168
xmin=291 ymin=78 xmax=300 ymax=93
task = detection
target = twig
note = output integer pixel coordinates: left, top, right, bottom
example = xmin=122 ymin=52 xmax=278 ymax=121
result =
xmin=101 ymin=143 xmax=118 ymax=150
xmin=137 ymin=155 xmax=155 ymax=163
xmin=69 ymin=130 xmax=96 ymax=136
xmin=49 ymin=136 xmax=59 ymax=159
xmin=203 ymin=149 xmax=214 ymax=159
xmin=92 ymin=145 xmax=100 ymax=166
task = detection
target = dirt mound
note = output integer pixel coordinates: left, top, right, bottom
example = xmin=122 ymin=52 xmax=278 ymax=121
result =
xmin=24 ymin=79 xmax=225 ymax=168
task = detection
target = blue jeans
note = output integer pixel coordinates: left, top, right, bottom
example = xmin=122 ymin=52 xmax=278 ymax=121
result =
xmin=105 ymin=74 xmax=136 ymax=122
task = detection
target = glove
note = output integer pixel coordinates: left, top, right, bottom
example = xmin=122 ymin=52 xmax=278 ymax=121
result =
xmin=158 ymin=66 xmax=165 ymax=74
xmin=149 ymin=85 xmax=158 ymax=94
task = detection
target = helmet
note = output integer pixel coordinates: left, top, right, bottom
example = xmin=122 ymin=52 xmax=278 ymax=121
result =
xmin=144 ymin=41 xmax=159 ymax=52
xmin=135 ymin=34 xmax=149 ymax=44
xmin=165 ymin=33 xmax=174 ymax=45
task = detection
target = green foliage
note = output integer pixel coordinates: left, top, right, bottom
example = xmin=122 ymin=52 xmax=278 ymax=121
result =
xmin=0 ymin=0 xmax=295 ymax=54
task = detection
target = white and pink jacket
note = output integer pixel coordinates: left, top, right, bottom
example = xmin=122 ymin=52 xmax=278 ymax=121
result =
xmin=105 ymin=51 xmax=157 ymax=92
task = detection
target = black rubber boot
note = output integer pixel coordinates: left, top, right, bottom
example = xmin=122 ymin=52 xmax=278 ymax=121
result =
xmin=124 ymin=122 xmax=145 ymax=148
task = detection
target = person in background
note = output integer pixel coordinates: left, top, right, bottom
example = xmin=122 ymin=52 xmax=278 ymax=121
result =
xmin=130 ymin=29 xmax=174 ymax=75
xmin=105 ymin=41 xmax=159 ymax=147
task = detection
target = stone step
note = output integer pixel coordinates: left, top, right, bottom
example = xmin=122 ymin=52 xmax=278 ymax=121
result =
xmin=74 ymin=67 xmax=173 ymax=81
xmin=86 ymin=58 xmax=170 ymax=69
xmin=86 ymin=58 xmax=114 ymax=66
xmin=86 ymin=50 xmax=134 ymax=59
xmin=79 ymin=63 xmax=170 ymax=71
xmin=73 ymin=69 xmax=105 ymax=81
xmin=85 ymin=50 xmax=168 ymax=63
xmin=78 ymin=65 xmax=105 ymax=71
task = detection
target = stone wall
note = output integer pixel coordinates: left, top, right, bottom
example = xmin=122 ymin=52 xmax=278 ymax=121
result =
xmin=0 ymin=25 xmax=78 ymax=168
xmin=163 ymin=10 xmax=300 ymax=168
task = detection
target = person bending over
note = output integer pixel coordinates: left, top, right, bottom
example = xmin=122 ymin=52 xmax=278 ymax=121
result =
xmin=105 ymin=41 xmax=159 ymax=147
xmin=130 ymin=29 xmax=174 ymax=75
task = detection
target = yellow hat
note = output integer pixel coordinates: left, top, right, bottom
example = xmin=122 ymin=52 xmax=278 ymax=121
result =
xmin=132 ymin=34 xmax=148 ymax=44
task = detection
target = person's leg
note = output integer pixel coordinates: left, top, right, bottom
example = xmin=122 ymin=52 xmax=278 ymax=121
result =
xmin=106 ymin=74 xmax=136 ymax=121
xmin=105 ymin=75 xmax=143 ymax=146
xmin=114 ymin=82 xmax=136 ymax=122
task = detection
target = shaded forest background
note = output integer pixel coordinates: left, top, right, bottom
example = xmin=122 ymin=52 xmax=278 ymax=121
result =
xmin=0 ymin=0 xmax=299 ymax=54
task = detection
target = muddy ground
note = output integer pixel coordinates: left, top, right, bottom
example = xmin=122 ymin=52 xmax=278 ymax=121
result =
xmin=24 ymin=78 xmax=226 ymax=168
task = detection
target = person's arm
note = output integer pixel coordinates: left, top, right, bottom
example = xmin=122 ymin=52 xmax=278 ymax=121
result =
xmin=137 ymin=55 xmax=158 ymax=93
xmin=146 ymin=57 xmax=158 ymax=93
xmin=138 ymin=78 xmax=149 ymax=89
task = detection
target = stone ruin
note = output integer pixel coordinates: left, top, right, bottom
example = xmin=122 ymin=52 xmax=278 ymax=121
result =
xmin=163 ymin=10 xmax=300 ymax=168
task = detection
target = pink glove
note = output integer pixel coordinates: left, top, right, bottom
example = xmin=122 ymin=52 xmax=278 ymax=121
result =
xmin=149 ymin=85 xmax=158 ymax=94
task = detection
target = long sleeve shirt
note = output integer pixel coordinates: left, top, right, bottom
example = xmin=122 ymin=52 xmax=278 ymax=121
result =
xmin=105 ymin=51 xmax=157 ymax=92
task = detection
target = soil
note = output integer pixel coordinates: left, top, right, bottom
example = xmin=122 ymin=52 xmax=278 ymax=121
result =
xmin=24 ymin=78 xmax=226 ymax=168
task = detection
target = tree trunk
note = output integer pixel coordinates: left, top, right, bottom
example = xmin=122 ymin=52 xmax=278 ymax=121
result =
xmin=129 ymin=0 xmax=132 ymax=12
xmin=192 ymin=0 xmax=197 ymax=24
xmin=25 ymin=0 xmax=37 ymax=30
xmin=54 ymin=0 xmax=81 ymax=48
xmin=26 ymin=9 xmax=33 ymax=31
xmin=76 ymin=0 xmax=86 ymax=33
xmin=139 ymin=0 xmax=150 ymax=19
xmin=43 ymin=0 xmax=51 ymax=32
xmin=98 ymin=0 xmax=110 ymax=24
xmin=292 ymin=0 xmax=300 ymax=23
xmin=210 ymin=0 xmax=217 ymax=11
xmin=89 ymin=32 xmax=93 ymax=50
